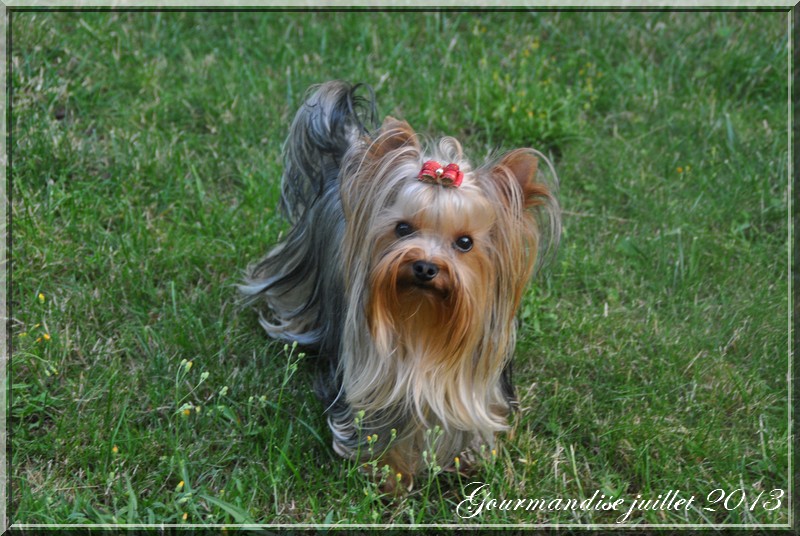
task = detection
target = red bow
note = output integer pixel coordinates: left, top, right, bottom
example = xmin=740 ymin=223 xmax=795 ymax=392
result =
xmin=417 ymin=160 xmax=463 ymax=188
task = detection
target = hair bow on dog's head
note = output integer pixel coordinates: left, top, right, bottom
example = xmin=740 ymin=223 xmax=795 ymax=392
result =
xmin=418 ymin=160 xmax=464 ymax=188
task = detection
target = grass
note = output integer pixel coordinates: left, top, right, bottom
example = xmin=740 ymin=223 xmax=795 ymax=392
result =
xmin=10 ymin=8 xmax=791 ymax=527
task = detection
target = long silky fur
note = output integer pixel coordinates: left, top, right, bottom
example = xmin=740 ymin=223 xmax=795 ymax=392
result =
xmin=241 ymin=81 xmax=561 ymax=485
xmin=239 ymin=81 xmax=375 ymax=357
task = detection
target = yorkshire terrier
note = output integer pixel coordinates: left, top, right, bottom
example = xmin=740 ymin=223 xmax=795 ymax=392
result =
xmin=241 ymin=81 xmax=560 ymax=491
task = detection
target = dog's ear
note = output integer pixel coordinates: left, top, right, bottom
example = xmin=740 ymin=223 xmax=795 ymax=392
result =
xmin=492 ymin=149 xmax=551 ymax=209
xmin=368 ymin=116 xmax=420 ymax=158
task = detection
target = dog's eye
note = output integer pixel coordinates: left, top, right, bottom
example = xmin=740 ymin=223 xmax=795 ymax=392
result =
xmin=395 ymin=222 xmax=414 ymax=238
xmin=454 ymin=236 xmax=473 ymax=252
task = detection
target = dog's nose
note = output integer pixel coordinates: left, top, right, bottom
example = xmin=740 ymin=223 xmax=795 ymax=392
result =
xmin=412 ymin=260 xmax=439 ymax=282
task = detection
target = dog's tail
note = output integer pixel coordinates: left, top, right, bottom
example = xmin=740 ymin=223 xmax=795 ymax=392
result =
xmin=280 ymin=81 xmax=377 ymax=222
xmin=240 ymin=81 xmax=376 ymax=350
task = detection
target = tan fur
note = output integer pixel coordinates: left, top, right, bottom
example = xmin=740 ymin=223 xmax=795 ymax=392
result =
xmin=333 ymin=122 xmax=559 ymax=488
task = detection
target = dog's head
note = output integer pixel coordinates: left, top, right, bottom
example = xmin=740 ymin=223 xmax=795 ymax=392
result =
xmin=339 ymin=117 xmax=560 ymax=361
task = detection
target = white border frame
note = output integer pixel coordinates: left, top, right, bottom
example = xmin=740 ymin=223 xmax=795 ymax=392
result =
xmin=3 ymin=1 xmax=794 ymax=531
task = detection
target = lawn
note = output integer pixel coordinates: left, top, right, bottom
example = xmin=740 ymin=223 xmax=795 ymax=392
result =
xmin=9 ymin=8 xmax=791 ymax=528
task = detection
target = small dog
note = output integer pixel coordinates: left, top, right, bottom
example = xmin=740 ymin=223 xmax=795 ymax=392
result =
xmin=241 ymin=81 xmax=560 ymax=490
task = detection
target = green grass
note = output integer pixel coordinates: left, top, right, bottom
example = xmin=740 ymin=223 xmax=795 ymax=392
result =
xmin=10 ymin=9 xmax=790 ymax=527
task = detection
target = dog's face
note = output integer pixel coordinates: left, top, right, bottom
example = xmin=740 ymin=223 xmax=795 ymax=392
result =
xmin=379 ymin=185 xmax=495 ymax=301
xmin=366 ymin=176 xmax=498 ymax=361
xmin=369 ymin=170 xmax=498 ymax=350
xmin=339 ymin=117 xmax=551 ymax=364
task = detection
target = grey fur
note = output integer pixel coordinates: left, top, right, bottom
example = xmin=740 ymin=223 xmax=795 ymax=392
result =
xmin=240 ymin=81 xmax=373 ymax=358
